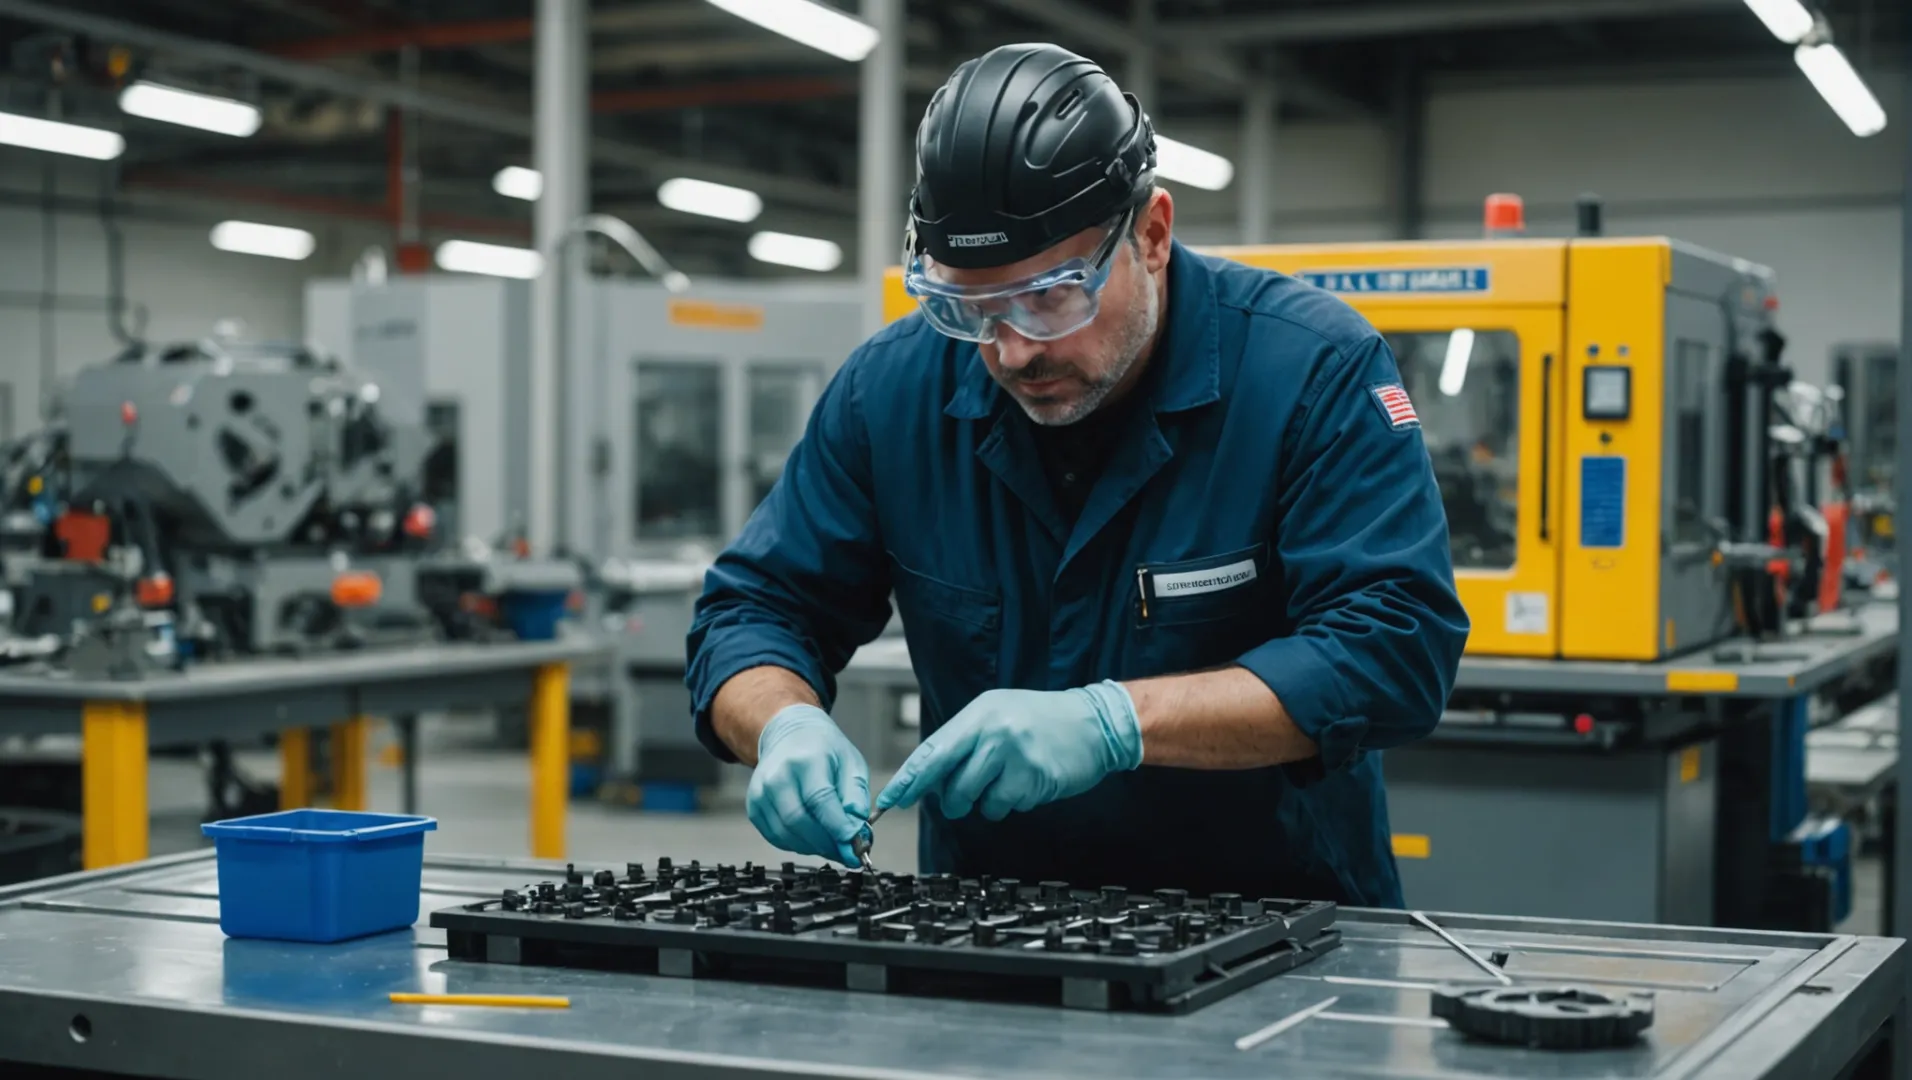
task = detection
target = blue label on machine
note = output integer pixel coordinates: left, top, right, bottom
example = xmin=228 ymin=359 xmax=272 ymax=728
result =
xmin=1580 ymin=456 xmax=1627 ymax=548
xmin=1299 ymin=266 xmax=1490 ymax=295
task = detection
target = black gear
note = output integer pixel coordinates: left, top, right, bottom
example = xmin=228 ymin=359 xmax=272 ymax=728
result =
xmin=1432 ymin=984 xmax=1654 ymax=1049
xmin=908 ymin=42 xmax=1155 ymax=269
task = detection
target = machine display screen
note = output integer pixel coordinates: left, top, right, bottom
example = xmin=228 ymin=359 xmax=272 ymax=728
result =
xmin=1383 ymin=330 xmax=1521 ymax=572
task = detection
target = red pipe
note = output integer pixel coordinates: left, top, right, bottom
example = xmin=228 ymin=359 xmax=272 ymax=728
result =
xmin=269 ymin=18 xmax=534 ymax=60
xmin=591 ymin=77 xmax=855 ymax=113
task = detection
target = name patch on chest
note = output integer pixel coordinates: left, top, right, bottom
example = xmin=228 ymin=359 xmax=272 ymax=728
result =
xmin=1151 ymin=558 xmax=1258 ymax=598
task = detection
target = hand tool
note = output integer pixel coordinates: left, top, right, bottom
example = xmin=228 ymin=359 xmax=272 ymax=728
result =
xmin=1410 ymin=911 xmax=1515 ymax=986
xmin=1234 ymin=994 xmax=1340 ymax=1050
xmin=388 ymin=993 xmax=571 ymax=1008
xmin=850 ymin=827 xmax=875 ymax=872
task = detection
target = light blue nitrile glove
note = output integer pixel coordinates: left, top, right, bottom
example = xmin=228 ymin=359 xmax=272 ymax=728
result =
xmin=873 ymin=681 xmax=1143 ymax=822
xmin=748 ymin=704 xmax=872 ymax=868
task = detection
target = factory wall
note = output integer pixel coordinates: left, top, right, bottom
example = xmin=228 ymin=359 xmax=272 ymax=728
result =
xmin=1170 ymin=70 xmax=1906 ymax=385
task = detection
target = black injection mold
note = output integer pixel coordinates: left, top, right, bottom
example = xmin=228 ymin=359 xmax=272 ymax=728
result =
xmin=430 ymin=858 xmax=1342 ymax=1014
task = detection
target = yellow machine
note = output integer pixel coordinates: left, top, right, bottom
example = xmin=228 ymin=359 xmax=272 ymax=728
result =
xmin=883 ymin=218 xmax=1787 ymax=663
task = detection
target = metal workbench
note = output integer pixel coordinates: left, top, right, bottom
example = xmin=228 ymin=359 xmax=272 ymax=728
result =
xmin=0 ymin=638 xmax=607 ymax=868
xmin=0 ymin=851 xmax=1899 ymax=1080
xmin=836 ymin=607 xmax=1900 ymax=931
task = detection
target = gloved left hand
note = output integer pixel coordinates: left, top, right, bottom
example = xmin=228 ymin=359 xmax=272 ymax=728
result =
xmin=873 ymin=681 xmax=1143 ymax=822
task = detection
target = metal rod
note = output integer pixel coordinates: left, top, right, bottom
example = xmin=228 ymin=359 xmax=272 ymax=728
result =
xmin=1234 ymin=994 xmax=1340 ymax=1051
xmin=1410 ymin=911 xmax=1515 ymax=985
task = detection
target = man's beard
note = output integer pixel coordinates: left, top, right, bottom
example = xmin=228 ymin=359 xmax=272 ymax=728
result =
xmin=1016 ymin=272 xmax=1161 ymax=428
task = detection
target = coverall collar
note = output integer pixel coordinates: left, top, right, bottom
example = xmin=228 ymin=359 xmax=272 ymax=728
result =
xmin=943 ymin=239 xmax=1222 ymax=421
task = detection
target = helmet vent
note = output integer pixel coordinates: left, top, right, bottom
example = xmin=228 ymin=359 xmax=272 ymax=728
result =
xmin=1054 ymin=87 xmax=1084 ymax=118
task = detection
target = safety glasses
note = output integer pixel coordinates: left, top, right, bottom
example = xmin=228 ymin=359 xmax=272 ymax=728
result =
xmin=903 ymin=208 xmax=1135 ymax=344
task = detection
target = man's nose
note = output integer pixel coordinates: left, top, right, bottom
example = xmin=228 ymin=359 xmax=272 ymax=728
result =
xmin=993 ymin=326 xmax=1041 ymax=370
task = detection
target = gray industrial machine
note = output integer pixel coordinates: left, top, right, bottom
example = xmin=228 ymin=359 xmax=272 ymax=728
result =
xmin=1 ymin=335 xmax=580 ymax=670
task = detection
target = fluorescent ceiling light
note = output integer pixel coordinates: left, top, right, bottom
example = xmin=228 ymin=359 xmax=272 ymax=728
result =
xmin=1741 ymin=0 xmax=1815 ymax=44
xmin=1794 ymin=43 xmax=1887 ymax=138
xmin=0 ymin=110 xmax=124 ymax=160
xmin=493 ymin=165 xmax=542 ymax=201
xmin=1438 ymin=328 xmax=1476 ymax=397
xmin=435 ymin=239 xmax=544 ymax=279
xmin=748 ymin=230 xmax=842 ymax=272
xmin=658 ymin=177 xmax=763 ymax=223
xmin=119 ymin=80 xmax=261 ymax=137
xmin=210 ymin=221 xmax=315 ymax=261
xmin=700 ymin=0 xmax=879 ymax=62
xmin=1154 ymin=135 xmax=1234 ymax=192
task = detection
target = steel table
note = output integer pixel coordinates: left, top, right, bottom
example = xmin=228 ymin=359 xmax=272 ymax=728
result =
xmin=0 ymin=851 xmax=1900 ymax=1080
xmin=0 ymin=639 xmax=605 ymax=868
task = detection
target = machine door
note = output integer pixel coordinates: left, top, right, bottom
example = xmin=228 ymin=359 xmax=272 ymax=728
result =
xmin=1367 ymin=307 xmax=1566 ymax=656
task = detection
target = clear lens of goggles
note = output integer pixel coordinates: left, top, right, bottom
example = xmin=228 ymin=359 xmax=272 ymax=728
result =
xmin=909 ymin=264 xmax=1106 ymax=343
xmin=904 ymin=208 xmax=1132 ymax=344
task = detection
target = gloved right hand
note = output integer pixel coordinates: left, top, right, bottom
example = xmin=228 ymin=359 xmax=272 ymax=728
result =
xmin=748 ymin=704 xmax=871 ymax=868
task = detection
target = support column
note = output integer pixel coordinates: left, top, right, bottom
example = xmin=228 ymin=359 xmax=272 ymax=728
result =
xmin=82 ymin=701 xmax=148 ymax=869
xmin=528 ymin=0 xmax=588 ymax=555
xmin=329 ymin=718 xmax=369 ymax=812
xmin=1238 ymin=77 xmax=1278 ymax=244
xmin=279 ymin=727 xmax=311 ymax=810
xmin=1127 ymin=0 xmax=1157 ymax=114
xmin=1388 ymin=55 xmax=1425 ymax=241
xmin=858 ymin=0 xmax=903 ymax=338
xmin=1892 ymin=22 xmax=1912 ymax=1015
xmin=530 ymin=662 xmax=572 ymax=859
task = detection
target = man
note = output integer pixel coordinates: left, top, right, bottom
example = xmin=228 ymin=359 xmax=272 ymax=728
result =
xmin=686 ymin=43 xmax=1468 ymax=906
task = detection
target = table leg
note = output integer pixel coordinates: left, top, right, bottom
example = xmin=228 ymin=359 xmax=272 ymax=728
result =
xmin=530 ymin=663 xmax=570 ymax=859
xmin=279 ymin=728 xmax=312 ymax=810
xmin=330 ymin=717 xmax=369 ymax=812
xmin=82 ymin=700 xmax=149 ymax=869
xmin=399 ymin=714 xmax=419 ymax=815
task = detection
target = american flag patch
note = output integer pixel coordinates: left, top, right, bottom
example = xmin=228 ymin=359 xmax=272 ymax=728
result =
xmin=1371 ymin=383 xmax=1419 ymax=429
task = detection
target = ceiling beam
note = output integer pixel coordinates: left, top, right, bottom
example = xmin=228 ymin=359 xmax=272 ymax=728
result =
xmin=0 ymin=0 xmax=857 ymax=216
xmin=970 ymin=0 xmax=1375 ymax=118
xmin=1156 ymin=0 xmax=1738 ymax=47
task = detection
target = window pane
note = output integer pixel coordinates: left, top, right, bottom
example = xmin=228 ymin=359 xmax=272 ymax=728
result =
xmin=634 ymin=361 xmax=721 ymax=541
xmin=1672 ymin=340 xmax=1712 ymax=545
xmin=1383 ymin=330 xmax=1520 ymax=571
xmin=747 ymin=365 xmax=819 ymax=509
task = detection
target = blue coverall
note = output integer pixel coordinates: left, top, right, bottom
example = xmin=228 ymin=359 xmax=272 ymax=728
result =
xmin=686 ymin=240 xmax=1469 ymax=907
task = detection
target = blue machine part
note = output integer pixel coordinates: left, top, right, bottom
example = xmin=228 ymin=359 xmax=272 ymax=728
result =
xmin=1787 ymin=816 xmax=1853 ymax=927
xmin=1579 ymin=456 xmax=1627 ymax=548
xmin=1770 ymin=697 xmax=1809 ymax=843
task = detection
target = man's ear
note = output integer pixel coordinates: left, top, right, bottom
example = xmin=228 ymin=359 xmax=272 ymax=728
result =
xmin=1140 ymin=188 xmax=1175 ymax=274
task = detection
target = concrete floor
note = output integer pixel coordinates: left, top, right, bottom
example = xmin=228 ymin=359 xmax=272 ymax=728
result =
xmin=137 ymin=715 xmax=1885 ymax=936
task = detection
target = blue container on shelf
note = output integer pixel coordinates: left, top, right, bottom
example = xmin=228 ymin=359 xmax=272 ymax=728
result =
xmin=200 ymin=809 xmax=438 ymax=944
xmin=500 ymin=589 xmax=570 ymax=641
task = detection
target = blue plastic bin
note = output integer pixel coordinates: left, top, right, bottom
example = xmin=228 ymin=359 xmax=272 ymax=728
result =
xmin=201 ymin=809 xmax=438 ymax=943
xmin=501 ymin=589 xmax=570 ymax=641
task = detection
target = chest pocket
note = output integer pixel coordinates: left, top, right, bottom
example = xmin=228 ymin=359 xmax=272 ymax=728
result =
xmin=1129 ymin=542 xmax=1271 ymax=675
xmin=888 ymin=554 xmax=1001 ymax=730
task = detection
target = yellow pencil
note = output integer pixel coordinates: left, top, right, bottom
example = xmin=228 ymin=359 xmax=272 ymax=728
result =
xmin=388 ymin=992 xmax=571 ymax=1009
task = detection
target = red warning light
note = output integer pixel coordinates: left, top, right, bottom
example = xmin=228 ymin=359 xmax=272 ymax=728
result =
xmin=1484 ymin=193 xmax=1526 ymax=236
xmin=1572 ymin=713 xmax=1595 ymax=736
xmin=120 ymin=401 xmax=138 ymax=426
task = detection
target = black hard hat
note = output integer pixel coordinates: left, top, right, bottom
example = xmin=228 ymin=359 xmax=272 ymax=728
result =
xmin=907 ymin=43 xmax=1156 ymax=270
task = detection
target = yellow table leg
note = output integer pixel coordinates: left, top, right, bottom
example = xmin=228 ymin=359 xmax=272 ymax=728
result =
xmin=330 ymin=718 xmax=369 ymax=811
xmin=280 ymin=728 xmax=311 ymax=810
xmin=82 ymin=701 xmax=148 ymax=869
xmin=530 ymin=662 xmax=570 ymax=859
